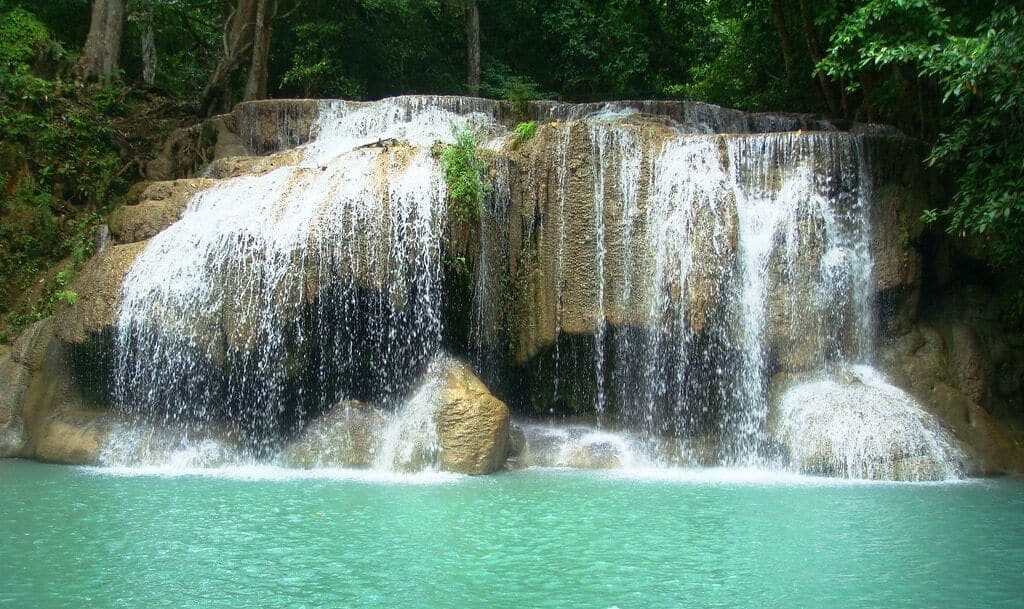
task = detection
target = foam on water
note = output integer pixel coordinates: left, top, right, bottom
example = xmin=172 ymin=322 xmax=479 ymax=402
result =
xmin=86 ymin=463 xmax=463 ymax=484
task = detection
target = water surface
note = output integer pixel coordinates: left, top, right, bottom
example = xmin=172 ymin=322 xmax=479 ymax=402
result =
xmin=2 ymin=461 xmax=1022 ymax=609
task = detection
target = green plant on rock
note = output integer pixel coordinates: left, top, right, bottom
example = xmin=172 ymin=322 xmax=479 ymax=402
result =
xmin=440 ymin=129 xmax=489 ymax=223
xmin=513 ymin=121 xmax=537 ymax=145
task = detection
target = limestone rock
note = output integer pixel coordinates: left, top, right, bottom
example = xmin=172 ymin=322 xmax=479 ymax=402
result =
xmin=950 ymin=324 xmax=988 ymax=405
xmin=280 ymin=401 xmax=386 ymax=468
xmin=205 ymin=148 xmax=305 ymax=179
xmin=0 ymin=319 xmax=120 ymax=465
xmin=879 ymin=326 xmax=1024 ymax=475
xmin=769 ymin=366 xmax=967 ymax=481
xmin=33 ymin=414 xmax=114 ymax=465
xmin=108 ymin=179 xmax=217 ymax=243
xmin=53 ymin=242 xmax=147 ymax=343
xmin=436 ymin=361 xmax=510 ymax=474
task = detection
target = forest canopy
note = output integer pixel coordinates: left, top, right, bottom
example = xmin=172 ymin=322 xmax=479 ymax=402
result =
xmin=0 ymin=0 xmax=1021 ymax=335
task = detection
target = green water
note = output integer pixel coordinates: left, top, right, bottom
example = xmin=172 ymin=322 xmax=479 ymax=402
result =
xmin=2 ymin=461 xmax=1023 ymax=609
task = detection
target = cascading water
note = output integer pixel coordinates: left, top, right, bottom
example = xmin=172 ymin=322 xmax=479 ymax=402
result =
xmin=112 ymin=98 xmax=501 ymax=455
xmin=100 ymin=95 xmax=963 ymax=479
xmin=775 ymin=365 xmax=965 ymax=480
xmin=498 ymin=109 xmax=962 ymax=477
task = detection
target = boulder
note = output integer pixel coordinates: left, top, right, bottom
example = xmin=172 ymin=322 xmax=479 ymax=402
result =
xmin=436 ymin=361 xmax=510 ymax=474
xmin=280 ymin=400 xmax=386 ymax=468
xmin=52 ymin=242 xmax=147 ymax=343
xmin=518 ymin=424 xmax=644 ymax=469
xmin=769 ymin=366 xmax=968 ymax=481
xmin=108 ymin=179 xmax=217 ymax=243
xmin=33 ymin=414 xmax=114 ymax=465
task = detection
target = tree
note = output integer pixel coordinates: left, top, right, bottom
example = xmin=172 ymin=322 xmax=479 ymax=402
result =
xmin=75 ymin=0 xmax=125 ymax=82
xmin=821 ymin=1 xmax=1024 ymax=273
xmin=131 ymin=0 xmax=156 ymax=85
xmin=464 ymin=0 xmax=480 ymax=96
xmin=243 ymin=0 xmax=272 ymax=101
xmin=769 ymin=0 xmax=795 ymax=83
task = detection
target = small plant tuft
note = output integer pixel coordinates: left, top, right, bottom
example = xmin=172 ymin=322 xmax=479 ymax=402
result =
xmin=440 ymin=129 xmax=489 ymax=223
xmin=513 ymin=121 xmax=537 ymax=145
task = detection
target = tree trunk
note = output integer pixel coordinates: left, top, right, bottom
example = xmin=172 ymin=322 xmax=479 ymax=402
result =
xmin=465 ymin=0 xmax=480 ymax=96
xmin=244 ymin=0 xmax=273 ymax=101
xmin=770 ymin=0 xmax=794 ymax=82
xmin=199 ymin=0 xmax=259 ymax=115
xmin=139 ymin=0 xmax=156 ymax=85
xmin=798 ymin=0 xmax=841 ymax=116
xmin=75 ymin=0 xmax=125 ymax=83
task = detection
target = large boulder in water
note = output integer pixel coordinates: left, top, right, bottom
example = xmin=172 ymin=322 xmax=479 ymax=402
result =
xmin=280 ymin=400 xmax=387 ymax=468
xmin=436 ymin=361 xmax=510 ymax=475
xmin=769 ymin=366 xmax=967 ymax=481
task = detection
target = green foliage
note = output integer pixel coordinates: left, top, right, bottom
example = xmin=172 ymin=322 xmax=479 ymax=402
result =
xmin=0 ymin=7 xmax=53 ymax=69
xmin=54 ymin=289 xmax=78 ymax=305
xmin=440 ymin=129 xmax=489 ymax=223
xmin=279 ymin=21 xmax=366 ymax=98
xmin=513 ymin=121 xmax=537 ymax=145
xmin=821 ymin=2 xmax=1024 ymax=272
xmin=480 ymin=61 xmax=541 ymax=119
xmin=0 ymin=8 xmax=139 ymax=339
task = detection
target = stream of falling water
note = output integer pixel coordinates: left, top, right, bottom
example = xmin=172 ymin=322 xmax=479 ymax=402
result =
xmin=112 ymin=98 xmax=501 ymax=455
xmin=102 ymin=97 xmax=963 ymax=479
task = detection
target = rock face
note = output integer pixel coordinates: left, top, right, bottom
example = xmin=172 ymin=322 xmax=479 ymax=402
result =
xmin=5 ymin=95 xmax=1024 ymax=477
xmin=280 ymin=401 xmax=386 ymax=468
xmin=436 ymin=361 xmax=511 ymax=475
xmin=108 ymin=179 xmax=217 ymax=243
xmin=879 ymin=324 xmax=1024 ymax=474
xmin=52 ymin=242 xmax=146 ymax=344
xmin=0 ymin=318 xmax=116 ymax=464
xmin=145 ymin=100 xmax=320 ymax=181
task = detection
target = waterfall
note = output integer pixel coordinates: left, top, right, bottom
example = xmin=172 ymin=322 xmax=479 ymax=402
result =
xmin=103 ymin=96 xmax=963 ymax=479
xmin=113 ymin=98 xmax=501 ymax=454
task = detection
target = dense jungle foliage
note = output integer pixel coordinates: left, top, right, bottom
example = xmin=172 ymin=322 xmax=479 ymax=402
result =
xmin=0 ymin=0 xmax=1021 ymax=339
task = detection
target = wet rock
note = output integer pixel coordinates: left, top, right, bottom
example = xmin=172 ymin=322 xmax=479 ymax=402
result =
xmin=951 ymin=324 xmax=988 ymax=405
xmin=504 ymin=424 xmax=527 ymax=469
xmin=769 ymin=366 xmax=967 ymax=481
xmin=436 ymin=361 xmax=510 ymax=475
xmin=502 ymin=118 xmax=738 ymax=365
xmin=879 ymin=325 xmax=1024 ymax=475
xmin=33 ymin=414 xmax=115 ymax=465
xmin=205 ymin=149 xmax=305 ymax=179
xmin=519 ymin=424 xmax=643 ymax=469
xmin=100 ymin=419 xmax=247 ymax=467
xmin=0 ymin=319 xmax=122 ymax=465
xmin=280 ymin=401 xmax=387 ymax=468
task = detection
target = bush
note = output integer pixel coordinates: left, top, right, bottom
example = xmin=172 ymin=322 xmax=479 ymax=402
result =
xmin=440 ymin=129 xmax=489 ymax=223
xmin=514 ymin=121 xmax=537 ymax=145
